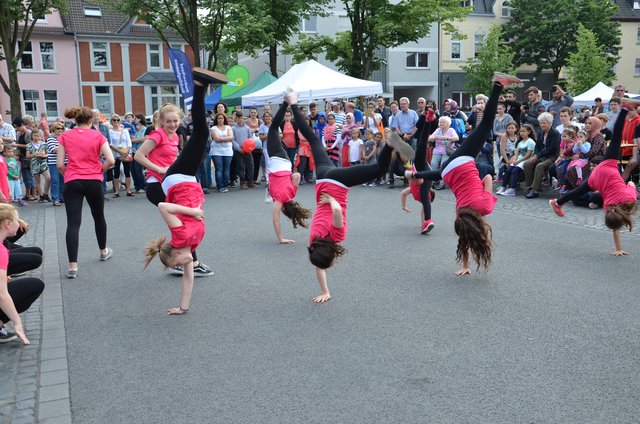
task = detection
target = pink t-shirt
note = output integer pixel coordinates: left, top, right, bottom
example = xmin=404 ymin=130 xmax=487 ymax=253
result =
xmin=309 ymin=181 xmax=348 ymax=244
xmin=166 ymin=181 xmax=205 ymax=252
xmin=146 ymin=129 xmax=179 ymax=183
xmin=443 ymin=160 xmax=497 ymax=216
xmin=268 ymin=171 xmax=298 ymax=204
xmin=0 ymin=155 xmax=10 ymax=201
xmin=282 ymin=123 xmax=296 ymax=149
xmin=58 ymin=128 xmax=106 ymax=183
xmin=431 ymin=128 xmax=458 ymax=155
xmin=588 ymin=159 xmax=637 ymax=208
xmin=0 ymin=242 xmax=8 ymax=271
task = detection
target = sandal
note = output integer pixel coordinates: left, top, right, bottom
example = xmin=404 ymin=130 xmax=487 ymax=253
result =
xmin=167 ymin=306 xmax=189 ymax=315
xmin=126 ymin=192 xmax=134 ymax=197
xmin=113 ymin=193 xmax=120 ymax=198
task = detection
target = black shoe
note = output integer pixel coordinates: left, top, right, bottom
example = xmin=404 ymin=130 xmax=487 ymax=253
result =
xmin=525 ymin=190 xmax=539 ymax=199
xmin=193 ymin=262 xmax=214 ymax=277
xmin=388 ymin=184 xmax=395 ymax=189
xmin=0 ymin=328 xmax=17 ymax=343
xmin=203 ymin=188 xmax=210 ymax=194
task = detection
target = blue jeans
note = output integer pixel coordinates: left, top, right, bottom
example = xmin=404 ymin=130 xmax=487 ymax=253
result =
xmin=212 ymin=155 xmax=232 ymax=189
xmin=48 ymin=164 xmax=64 ymax=202
xmin=131 ymin=160 xmax=146 ymax=191
xmin=20 ymin=164 xmax=35 ymax=190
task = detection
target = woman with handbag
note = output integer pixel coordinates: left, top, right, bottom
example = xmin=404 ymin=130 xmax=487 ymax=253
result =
xmin=428 ymin=116 xmax=459 ymax=189
xmin=108 ymin=114 xmax=134 ymax=197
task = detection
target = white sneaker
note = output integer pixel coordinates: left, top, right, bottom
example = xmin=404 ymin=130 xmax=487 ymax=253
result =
xmin=502 ymin=188 xmax=516 ymax=196
xmin=496 ymin=186 xmax=505 ymax=195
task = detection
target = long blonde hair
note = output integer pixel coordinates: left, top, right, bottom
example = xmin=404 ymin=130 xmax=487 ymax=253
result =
xmin=143 ymin=236 xmax=175 ymax=269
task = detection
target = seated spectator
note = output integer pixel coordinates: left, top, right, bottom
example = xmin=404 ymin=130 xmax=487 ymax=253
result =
xmin=549 ymin=127 xmax=577 ymax=192
xmin=497 ymin=124 xmax=536 ymax=196
xmin=564 ymin=129 xmax=592 ymax=190
xmin=523 ymin=112 xmax=561 ymax=198
xmin=565 ymin=117 xmax=606 ymax=190
xmin=621 ymin=105 xmax=640 ymax=183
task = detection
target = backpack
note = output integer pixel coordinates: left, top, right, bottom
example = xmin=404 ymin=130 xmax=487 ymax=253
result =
xmin=450 ymin=117 xmax=467 ymax=140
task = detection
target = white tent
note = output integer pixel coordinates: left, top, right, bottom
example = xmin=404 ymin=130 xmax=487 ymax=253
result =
xmin=242 ymin=60 xmax=382 ymax=106
xmin=573 ymin=82 xmax=640 ymax=106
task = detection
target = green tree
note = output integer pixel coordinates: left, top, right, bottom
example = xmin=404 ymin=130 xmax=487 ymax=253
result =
xmin=284 ymin=0 xmax=469 ymax=80
xmin=0 ymin=0 xmax=67 ymax=118
xmin=223 ymin=0 xmax=330 ymax=76
xmin=565 ymin=24 xmax=613 ymax=94
xmin=461 ymin=25 xmax=515 ymax=96
xmin=502 ymin=0 xmax=620 ymax=80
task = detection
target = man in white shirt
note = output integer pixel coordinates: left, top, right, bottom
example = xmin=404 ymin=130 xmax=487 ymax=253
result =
xmin=0 ymin=114 xmax=16 ymax=145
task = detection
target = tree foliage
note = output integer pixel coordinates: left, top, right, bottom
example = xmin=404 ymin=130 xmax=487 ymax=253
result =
xmin=0 ymin=0 xmax=67 ymax=118
xmin=461 ymin=25 xmax=515 ymax=96
xmin=565 ymin=24 xmax=613 ymax=94
xmin=502 ymin=0 xmax=621 ymax=80
xmin=284 ymin=0 xmax=469 ymax=80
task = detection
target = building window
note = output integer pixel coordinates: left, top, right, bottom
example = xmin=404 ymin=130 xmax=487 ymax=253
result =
xmin=91 ymin=42 xmax=110 ymax=70
xmin=637 ymin=25 xmax=640 ymax=43
xmin=22 ymin=90 xmax=39 ymax=115
xmin=150 ymin=86 xmax=182 ymax=112
xmin=40 ymin=42 xmax=54 ymax=70
xmin=84 ymin=7 xmax=102 ymax=17
xmin=474 ymin=34 xmax=484 ymax=57
xmin=19 ymin=41 xmax=33 ymax=70
xmin=406 ymin=52 xmax=429 ymax=68
xmin=451 ymin=91 xmax=472 ymax=109
xmin=451 ymin=41 xmax=461 ymax=60
xmin=94 ymin=86 xmax=112 ymax=113
xmin=148 ymin=43 xmax=161 ymax=69
xmin=635 ymin=58 xmax=640 ymax=76
xmin=460 ymin=0 xmax=473 ymax=7
xmin=501 ymin=4 xmax=512 ymax=17
xmin=44 ymin=90 xmax=58 ymax=116
xmin=298 ymin=16 xmax=318 ymax=32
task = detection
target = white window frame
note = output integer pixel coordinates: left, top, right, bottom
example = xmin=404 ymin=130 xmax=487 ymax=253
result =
xmin=148 ymin=43 xmax=161 ymax=69
xmin=90 ymin=42 xmax=111 ymax=71
xmin=84 ymin=7 xmax=102 ymax=17
xmin=150 ymin=85 xmax=182 ymax=112
xmin=405 ymin=52 xmax=429 ymax=69
xmin=93 ymin=86 xmax=113 ymax=114
xmin=474 ymin=34 xmax=485 ymax=57
xmin=451 ymin=91 xmax=473 ymax=109
xmin=635 ymin=58 xmax=640 ymax=76
xmin=501 ymin=4 xmax=512 ymax=17
xmin=298 ymin=16 xmax=318 ymax=33
xmin=22 ymin=90 xmax=39 ymax=116
xmin=18 ymin=41 xmax=34 ymax=71
xmin=44 ymin=90 xmax=59 ymax=117
xmin=637 ymin=25 xmax=640 ymax=43
xmin=460 ymin=0 xmax=473 ymax=7
xmin=451 ymin=40 xmax=462 ymax=60
xmin=40 ymin=41 xmax=55 ymax=71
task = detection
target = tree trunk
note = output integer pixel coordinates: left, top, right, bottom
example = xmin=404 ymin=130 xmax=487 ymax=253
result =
xmin=9 ymin=65 xmax=22 ymax=119
xmin=269 ymin=44 xmax=278 ymax=77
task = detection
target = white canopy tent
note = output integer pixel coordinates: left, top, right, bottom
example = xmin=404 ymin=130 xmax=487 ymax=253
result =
xmin=573 ymin=82 xmax=640 ymax=106
xmin=241 ymin=60 xmax=383 ymax=106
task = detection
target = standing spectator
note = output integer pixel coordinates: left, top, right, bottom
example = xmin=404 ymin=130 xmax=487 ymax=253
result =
xmin=344 ymin=102 xmax=363 ymax=126
xmin=0 ymin=114 xmax=16 ymax=144
xmin=620 ymin=105 xmax=640 ymax=182
xmin=108 ymin=114 xmax=134 ymax=197
xmin=606 ymin=97 xmax=621 ymax=132
xmin=279 ymin=109 xmax=298 ymax=167
xmin=375 ymin=96 xmax=391 ymax=128
xmin=363 ymin=102 xmax=382 ymax=134
xmin=232 ymin=112 xmax=254 ymax=189
xmin=523 ymin=112 xmax=561 ymax=198
xmin=308 ymin=102 xmax=319 ymax=126
xmin=26 ymin=131 xmax=50 ymax=202
xmin=612 ymin=85 xmax=626 ymax=100
xmin=592 ymin=98 xmax=605 ymax=116
xmin=441 ymin=98 xmax=468 ymax=122
xmin=210 ymin=113 xmax=234 ymax=193
xmin=46 ymin=123 xmax=65 ymax=205
xmin=12 ymin=118 xmax=36 ymax=201
xmin=468 ymin=94 xmax=489 ymax=131
xmin=246 ymin=107 xmax=262 ymax=185
xmin=415 ymin=101 xmax=439 ymax=164
xmin=393 ymin=97 xmax=419 ymax=150
xmin=130 ymin=114 xmax=147 ymax=193
xmin=522 ymin=86 xmax=547 ymax=132
xmin=503 ymin=90 xmax=521 ymax=124
xmin=4 ymin=147 xmax=25 ymax=206
xmin=91 ymin=109 xmax=113 ymax=198
xmin=38 ymin=113 xmax=50 ymax=140
xmin=388 ymin=101 xmax=399 ymax=129
xmin=415 ymin=97 xmax=427 ymax=117
xmin=329 ymin=100 xmax=346 ymax=141
xmin=122 ymin=112 xmax=136 ymax=137
xmin=546 ymin=84 xmax=574 ymax=127
xmin=257 ymin=112 xmax=271 ymax=182
xmin=555 ymin=106 xmax=577 ymax=134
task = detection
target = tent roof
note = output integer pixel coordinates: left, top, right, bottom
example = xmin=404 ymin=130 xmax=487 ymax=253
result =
xmin=204 ymin=87 xmax=222 ymax=110
xmin=573 ymin=82 xmax=640 ymax=106
xmin=224 ymin=72 xmax=278 ymax=106
xmin=242 ymin=60 xmax=382 ymax=106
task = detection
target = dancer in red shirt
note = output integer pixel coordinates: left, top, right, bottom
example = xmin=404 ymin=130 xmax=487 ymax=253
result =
xmin=267 ymin=101 xmax=312 ymax=244
xmin=408 ymin=73 xmax=523 ymax=275
xmin=283 ymin=90 xmax=415 ymax=303
xmin=550 ymin=100 xmax=639 ymax=256
xmin=143 ymin=68 xmax=227 ymax=315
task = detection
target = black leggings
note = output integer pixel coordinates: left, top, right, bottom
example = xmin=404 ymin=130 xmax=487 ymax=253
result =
xmin=0 ymin=277 xmax=44 ymax=324
xmin=8 ymin=246 xmax=42 ymax=276
xmin=63 ymin=179 xmax=107 ymax=262
xmin=145 ymin=182 xmax=165 ymax=206
xmin=268 ymin=102 xmax=289 ymax=161
xmin=414 ymin=136 xmax=433 ymax=220
xmin=414 ymin=82 xmax=502 ymax=180
xmin=165 ymin=84 xmax=209 ymax=178
xmin=113 ymin=159 xmax=131 ymax=178
xmin=557 ymin=109 xmax=628 ymax=206
xmin=291 ymin=105 xmax=392 ymax=186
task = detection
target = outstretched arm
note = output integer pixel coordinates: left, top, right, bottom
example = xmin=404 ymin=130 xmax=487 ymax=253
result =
xmin=0 ymin=270 xmax=29 ymax=344
xmin=611 ymin=229 xmax=628 ymax=257
xmin=313 ymin=267 xmax=331 ymax=303
xmin=272 ymin=201 xmax=294 ymax=244
xmin=401 ymin=188 xmax=411 ymax=213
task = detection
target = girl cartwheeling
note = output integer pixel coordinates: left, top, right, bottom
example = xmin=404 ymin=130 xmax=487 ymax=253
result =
xmin=407 ymin=73 xmax=523 ymax=275
xmin=143 ymin=68 xmax=227 ymax=315
xmin=267 ymin=101 xmax=312 ymax=244
xmin=284 ymin=90 xmax=415 ymax=303
xmin=401 ymin=134 xmax=437 ymax=234
xmin=550 ymin=101 xmax=639 ymax=256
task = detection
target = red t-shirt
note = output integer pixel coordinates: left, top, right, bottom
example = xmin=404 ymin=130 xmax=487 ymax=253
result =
xmin=588 ymin=159 xmax=637 ymax=208
xmin=166 ymin=181 xmax=205 ymax=252
xmin=0 ymin=243 xmax=8 ymax=271
xmin=309 ymin=181 xmax=348 ymax=244
xmin=268 ymin=171 xmax=298 ymax=204
xmin=146 ymin=129 xmax=179 ymax=182
xmin=621 ymin=116 xmax=640 ymax=157
xmin=58 ymin=128 xmax=106 ymax=183
xmin=0 ymin=155 xmax=10 ymax=201
xmin=443 ymin=160 xmax=497 ymax=216
xmin=282 ymin=123 xmax=296 ymax=149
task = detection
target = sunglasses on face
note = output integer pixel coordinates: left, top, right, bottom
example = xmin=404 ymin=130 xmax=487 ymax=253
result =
xmin=112 ymin=119 xmax=120 ymax=122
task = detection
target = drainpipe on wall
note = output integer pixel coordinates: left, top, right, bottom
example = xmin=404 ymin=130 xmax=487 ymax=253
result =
xmin=73 ymin=30 xmax=83 ymax=105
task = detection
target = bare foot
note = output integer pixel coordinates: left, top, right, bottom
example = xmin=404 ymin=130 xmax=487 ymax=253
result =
xmin=313 ymin=293 xmax=331 ymax=303
xmin=167 ymin=306 xmax=190 ymax=315
xmin=610 ymin=250 xmax=629 ymax=257
xmin=455 ymin=268 xmax=471 ymax=276
xmin=279 ymin=239 xmax=295 ymax=244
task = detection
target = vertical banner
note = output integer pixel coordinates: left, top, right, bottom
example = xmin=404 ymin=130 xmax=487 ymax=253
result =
xmin=167 ymin=48 xmax=194 ymax=110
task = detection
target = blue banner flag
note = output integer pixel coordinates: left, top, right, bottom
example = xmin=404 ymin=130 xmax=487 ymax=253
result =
xmin=167 ymin=48 xmax=194 ymax=110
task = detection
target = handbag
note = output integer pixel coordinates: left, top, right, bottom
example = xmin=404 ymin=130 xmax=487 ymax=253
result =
xmin=445 ymin=141 xmax=457 ymax=156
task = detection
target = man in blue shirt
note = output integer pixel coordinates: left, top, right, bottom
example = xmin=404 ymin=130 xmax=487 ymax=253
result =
xmin=392 ymin=97 xmax=418 ymax=150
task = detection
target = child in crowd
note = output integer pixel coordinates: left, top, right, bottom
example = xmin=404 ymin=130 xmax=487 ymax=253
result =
xmin=323 ymin=114 xmax=340 ymax=167
xmin=550 ymin=102 xmax=639 ymax=256
xmin=401 ymin=134 xmax=437 ymax=234
xmin=497 ymin=124 xmax=536 ymax=196
xmin=4 ymin=148 xmax=26 ymax=207
xmin=348 ymin=128 xmax=364 ymax=166
xmin=26 ymin=131 xmax=50 ymax=202
xmin=565 ymin=129 xmax=591 ymax=190
xmin=553 ymin=127 xmax=577 ymax=193
xmin=498 ymin=121 xmax=519 ymax=181
xmin=362 ymin=129 xmax=377 ymax=186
